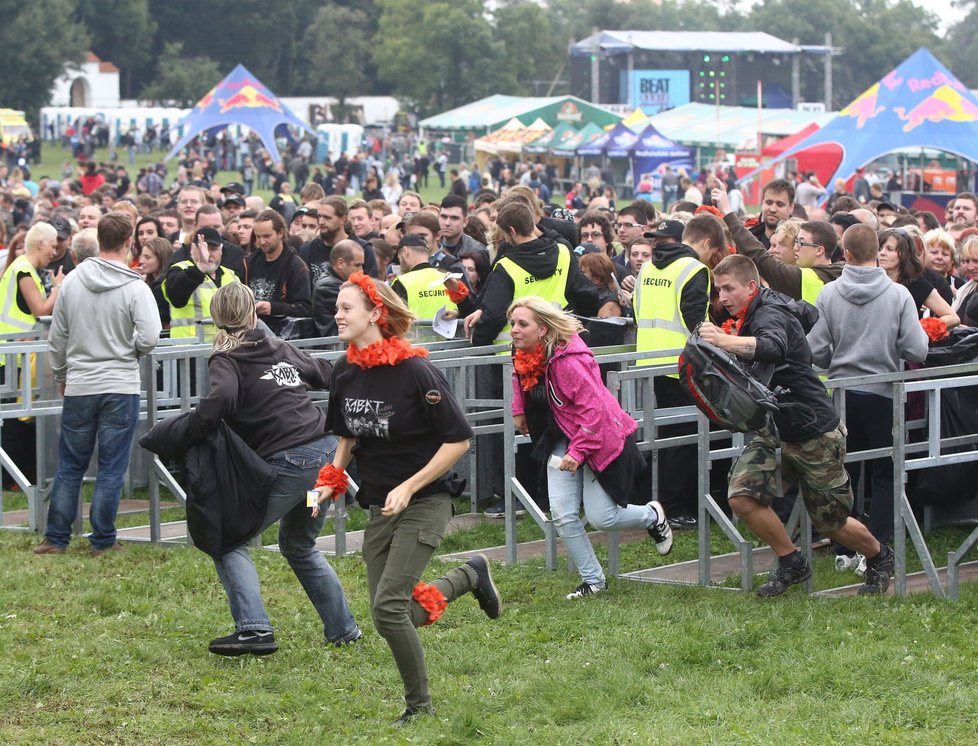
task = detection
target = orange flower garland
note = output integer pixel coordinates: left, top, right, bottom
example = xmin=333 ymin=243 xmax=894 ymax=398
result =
xmin=346 ymin=336 xmax=428 ymax=369
xmin=314 ymin=464 xmax=348 ymax=498
xmin=445 ymin=282 xmax=469 ymax=304
xmin=695 ymin=204 xmax=725 ymax=219
xmin=347 ymin=271 xmax=389 ymax=329
xmin=718 ymin=289 xmax=759 ymax=337
xmin=412 ymin=582 xmax=448 ymax=625
xmin=920 ymin=316 xmax=949 ymax=343
xmin=514 ymin=343 xmax=547 ymax=391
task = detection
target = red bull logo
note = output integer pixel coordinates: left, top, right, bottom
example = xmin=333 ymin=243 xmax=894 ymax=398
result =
xmin=840 ymin=84 xmax=884 ymax=129
xmin=196 ymin=85 xmax=218 ymax=112
xmin=219 ymin=84 xmax=282 ymax=114
xmin=894 ymin=85 xmax=978 ymax=132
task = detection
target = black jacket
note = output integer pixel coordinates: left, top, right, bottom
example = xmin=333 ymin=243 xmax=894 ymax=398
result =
xmin=140 ymin=413 xmax=277 ymax=558
xmin=312 ymin=266 xmax=343 ymax=336
xmin=472 ymin=236 xmax=599 ymax=346
xmin=739 ymin=288 xmax=838 ymax=442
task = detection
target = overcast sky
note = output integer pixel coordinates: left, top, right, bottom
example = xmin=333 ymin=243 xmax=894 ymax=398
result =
xmin=914 ymin=0 xmax=965 ymax=30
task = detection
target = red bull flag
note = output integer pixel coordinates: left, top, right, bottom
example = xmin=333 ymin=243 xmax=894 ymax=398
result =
xmin=165 ymin=64 xmax=314 ymax=164
xmin=737 ymin=47 xmax=978 ymax=202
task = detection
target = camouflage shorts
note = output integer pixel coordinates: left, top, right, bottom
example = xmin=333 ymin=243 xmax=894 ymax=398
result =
xmin=728 ymin=424 xmax=852 ymax=532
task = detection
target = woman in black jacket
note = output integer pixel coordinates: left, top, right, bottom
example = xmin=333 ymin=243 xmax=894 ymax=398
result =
xmin=188 ymin=283 xmax=361 ymax=656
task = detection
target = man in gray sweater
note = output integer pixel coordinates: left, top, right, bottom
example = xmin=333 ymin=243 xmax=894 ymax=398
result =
xmin=807 ymin=223 xmax=928 ymax=549
xmin=33 ymin=213 xmax=162 ymax=556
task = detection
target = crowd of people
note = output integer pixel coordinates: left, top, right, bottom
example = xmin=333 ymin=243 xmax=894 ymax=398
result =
xmin=6 ymin=143 xmax=977 ymax=722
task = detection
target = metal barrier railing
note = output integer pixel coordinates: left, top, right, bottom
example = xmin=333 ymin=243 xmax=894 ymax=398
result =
xmin=8 ymin=317 xmax=978 ymax=600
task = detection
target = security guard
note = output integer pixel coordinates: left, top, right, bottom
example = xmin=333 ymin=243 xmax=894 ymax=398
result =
xmin=163 ymin=227 xmax=239 ymax=341
xmin=633 ymin=217 xmax=711 ymax=530
xmin=468 ymin=201 xmax=598 ymax=347
xmin=390 ymin=234 xmax=459 ymax=320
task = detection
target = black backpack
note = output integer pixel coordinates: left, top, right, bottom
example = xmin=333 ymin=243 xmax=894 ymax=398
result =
xmin=678 ymin=328 xmax=782 ymax=433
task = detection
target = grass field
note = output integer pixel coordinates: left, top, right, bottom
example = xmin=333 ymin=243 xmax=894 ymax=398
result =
xmin=3 ymin=491 xmax=978 ymax=744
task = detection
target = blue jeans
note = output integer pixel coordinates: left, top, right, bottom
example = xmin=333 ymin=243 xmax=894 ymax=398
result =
xmin=45 ymin=394 xmax=140 ymax=550
xmin=548 ymin=442 xmax=657 ymax=586
xmin=212 ymin=435 xmax=359 ymax=642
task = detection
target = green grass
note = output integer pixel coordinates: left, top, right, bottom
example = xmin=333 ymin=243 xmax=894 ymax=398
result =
xmin=2 ymin=500 xmax=978 ymax=743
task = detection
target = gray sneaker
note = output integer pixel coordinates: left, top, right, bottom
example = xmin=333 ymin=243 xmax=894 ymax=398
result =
xmin=757 ymin=555 xmax=812 ymax=597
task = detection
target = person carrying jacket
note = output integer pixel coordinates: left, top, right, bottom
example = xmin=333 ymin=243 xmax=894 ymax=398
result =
xmin=699 ymin=254 xmax=895 ymax=598
xmin=509 ymin=296 xmax=673 ymax=599
xmin=713 ymin=186 xmax=842 ymax=304
xmin=185 ymin=282 xmax=360 ymax=656
xmin=466 ymin=201 xmax=598 ymax=346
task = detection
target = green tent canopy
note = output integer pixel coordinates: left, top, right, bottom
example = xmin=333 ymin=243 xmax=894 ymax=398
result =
xmin=552 ymin=122 xmax=605 ymax=157
xmin=524 ymin=122 xmax=578 ymax=155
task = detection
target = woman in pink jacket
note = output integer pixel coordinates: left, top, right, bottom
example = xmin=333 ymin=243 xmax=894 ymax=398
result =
xmin=509 ymin=296 xmax=674 ymax=599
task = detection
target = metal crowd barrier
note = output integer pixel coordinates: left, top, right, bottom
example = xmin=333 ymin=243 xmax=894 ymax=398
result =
xmin=8 ymin=317 xmax=978 ymax=601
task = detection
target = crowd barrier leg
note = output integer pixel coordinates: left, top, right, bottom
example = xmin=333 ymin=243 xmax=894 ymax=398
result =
xmin=948 ymin=523 xmax=978 ymax=600
xmin=699 ymin=493 xmax=754 ymax=592
xmin=510 ymin=477 xmax=558 ymax=571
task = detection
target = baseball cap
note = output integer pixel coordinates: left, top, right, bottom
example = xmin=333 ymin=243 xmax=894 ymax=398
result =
xmin=877 ymin=201 xmax=900 ymax=213
xmin=294 ymin=205 xmax=318 ymax=220
xmin=395 ymin=211 xmax=418 ymax=231
xmin=644 ymin=219 xmax=685 ymax=241
xmin=195 ymin=227 xmax=223 ymax=246
xmin=573 ymin=242 xmax=602 ymax=256
xmin=220 ymin=182 xmax=245 ymax=196
xmin=223 ymin=194 xmax=246 ymax=208
xmin=48 ymin=215 xmax=72 ymax=241
xmin=397 ymin=234 xmax=429 ymax=251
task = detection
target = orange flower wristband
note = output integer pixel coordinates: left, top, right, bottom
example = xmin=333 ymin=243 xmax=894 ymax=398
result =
xmin=315 ymin=464 xmax=349 ymax=498
xmin=445 ymin=283 xmax=469 ymax=304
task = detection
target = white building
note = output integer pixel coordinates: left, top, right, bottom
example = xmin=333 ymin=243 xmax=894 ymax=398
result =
xmin=50 ymin=53 xmax=120 ymax=108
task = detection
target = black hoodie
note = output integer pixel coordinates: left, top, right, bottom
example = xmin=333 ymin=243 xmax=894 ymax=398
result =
xmin=188 ymin=328 xmax=332 ymax=459
xmin=472 ymin=235 xmax=599 ymax=346
xmin=739 ymin=288 xmax=838 ymax=442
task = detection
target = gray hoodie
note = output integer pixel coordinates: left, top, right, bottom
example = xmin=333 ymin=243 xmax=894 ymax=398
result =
xmin=49 ymin=257 xmax=162 ymax=396
xmin=807 ymin=264 xmax=928 ymax=397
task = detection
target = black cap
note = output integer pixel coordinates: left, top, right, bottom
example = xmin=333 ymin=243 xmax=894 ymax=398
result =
xmin=397 ymin=234 xmax=429 ymax=251
xmin=395 ymin=211 xmax=418 ymax=231
xmin=195 ymin=227 xmax=223 ymax=246
xmin=220 ymin=182 xmax=245 ymax=196
xmin=294 ymin=206 xmax=318 ymax=219
xmin=644 ymin=219 xmax=685 ymax=241
xmin=49 ymin=215 xmax=72 ymax=241
xmin=223 ymin=194 xmax=246 ymax=208
xmin=877 ymin=201 xmax=899 ymax=213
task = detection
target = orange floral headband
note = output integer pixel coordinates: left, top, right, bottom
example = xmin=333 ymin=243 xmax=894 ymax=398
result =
xmin=347 ymin=271 xmax=389 ymax=328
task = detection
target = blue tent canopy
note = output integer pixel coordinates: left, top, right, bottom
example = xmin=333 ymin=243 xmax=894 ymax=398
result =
xmin=629 ymin=125 xmax=694 ymax=202
xmin=165 ymin=64 xmax=314 ymax=164
xmin=740 ymin=48 xmax=978 ymax=198
xmin=577 ymin=121 xmax=637 ymax=156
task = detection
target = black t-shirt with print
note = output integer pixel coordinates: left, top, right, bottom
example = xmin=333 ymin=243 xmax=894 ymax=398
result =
xmin=326 ymin=355 xmax=474 ymax=506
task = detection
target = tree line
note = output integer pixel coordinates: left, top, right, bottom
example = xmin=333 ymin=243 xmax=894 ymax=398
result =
xmin=4 ymin=0 xmax=976 ymax=120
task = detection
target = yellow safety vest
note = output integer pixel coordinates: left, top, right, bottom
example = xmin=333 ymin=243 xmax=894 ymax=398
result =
xmin=0 ymin=255 xmax=43 ymax=335
xmin=634 ymin=256 xmax=710 ymax=375
xmin=163 ymin=261 xmax=239 ymax=341
xmin=390 ymin=266 xmax=457 ymax=320
xmin=493 ymin=245 xmax=572 ymax=345
xmin=799 ymin=267 xmax=826 ymax=306
xmin=0 ymin=255 xmax=44 ymax=370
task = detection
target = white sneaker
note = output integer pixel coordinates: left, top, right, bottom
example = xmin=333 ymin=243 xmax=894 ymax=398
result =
xmin=565 ymin=581 xmax=607 ymax=599
xmin=646 ymin=500 xmax=674 ymax=555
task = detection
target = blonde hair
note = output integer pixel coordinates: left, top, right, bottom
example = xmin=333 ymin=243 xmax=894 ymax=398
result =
xmin=25 ymin=222 xmax=57 ymax=256
xmin=959 ymin=235 xmax=978 ymax=262
xmin=773 ymin=217 xmax=804 ymax=248
xmin=341 ymin=276 xmax=416 ymax=339
xmin=507 ymin=296 xmax=583 ymax=356
xmin=210 ymin=283 xmax=256 ymax=354
xmin=924 ymin=228 xmax=956 ymax=258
